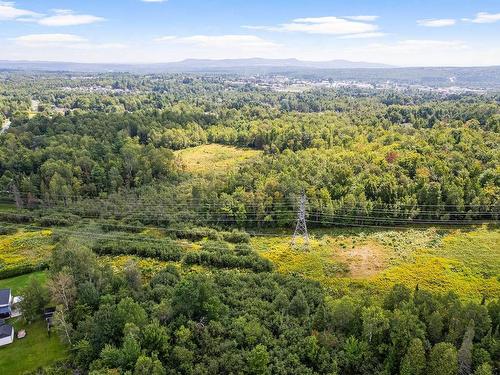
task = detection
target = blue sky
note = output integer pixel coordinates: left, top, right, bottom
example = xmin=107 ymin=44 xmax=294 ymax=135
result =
xmin=1 ymin=0 xmax=499 ymax=66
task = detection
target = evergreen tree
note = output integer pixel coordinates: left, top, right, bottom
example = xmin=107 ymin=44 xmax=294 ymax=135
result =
xmin=288 ymin=289 xmax=310 ymax=318
xmin=474 ymin=363 xmax=493 ymax=375
xmin=400 ymin=338 xmax=426 ymax=375
xmin=427 ymin=310 xmax=444 ymax=344
xmin=384 ymin=284 xmax=411 ymax=311
xmin=458 ymin=320 xmax=475 ymax=375
xmin=248 ymin=344 xmax=270 ymax=375
xmin=428 ymin=342 xmax=459 ymax=375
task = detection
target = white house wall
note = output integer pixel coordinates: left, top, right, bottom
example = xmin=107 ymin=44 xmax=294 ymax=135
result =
xmin=0 ymin=332 xmax=13 ymax=346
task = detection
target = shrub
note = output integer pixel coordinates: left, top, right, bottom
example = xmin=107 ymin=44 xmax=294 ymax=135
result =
xmin=38 ymin=213 xmax=80 ymax=227
xmin=0 ymin=226 xmax=17 ymax=235
xmin=221 ymin=229 xmax=250 ymax=244
xmin=0 ymin=211 xmax=35 ymax=223
xmin=101 ymin=221 xmax=145 ymax=233
xmin=92 ymin=236 xmax=182 ymax=262
xmin=182 ymin=241 xmax=272 ymax=272
xmin=0 ymin=262 xmax=49 ymax=280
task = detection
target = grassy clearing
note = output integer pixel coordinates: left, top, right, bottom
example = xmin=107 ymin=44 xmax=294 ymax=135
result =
xmin=374 ymin=255 xmax=499 ymax=301
xmin=429 ymin=227 xmax=500 ymax=277
xmin=0 ymin=271 xmax=47 ymax=294
xmin=372 ymin=226 xmax=500 ymax=300
xmin=175 ymin=144 xmax=261 ymax=175
xmin=0 ymin=229 xmax=53 ymax=272
xmin=0 ymin=318 xmax=66 ymax=374
xmin=100 ymin=255 xmax=170 ymax=278
xmin=100 ymin=255 xmax=213 ymax=280
xmin=252 ymin=226 xmax=500 ymax=300
xmin=252 ymin=236 xmax=351 ymax=279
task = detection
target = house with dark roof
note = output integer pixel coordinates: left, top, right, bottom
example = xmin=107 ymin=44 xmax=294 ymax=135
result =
xmin=0 ymin=289 xmax=12 ymax=319
xmin=0 ymin=322 xmax=14 ymax=346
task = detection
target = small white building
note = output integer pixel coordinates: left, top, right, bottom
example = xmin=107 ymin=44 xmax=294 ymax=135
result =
xmin=0 ymin=323 xmax=14 ymax=346
xmin=0 ymin=289 xmax=12 ymax=319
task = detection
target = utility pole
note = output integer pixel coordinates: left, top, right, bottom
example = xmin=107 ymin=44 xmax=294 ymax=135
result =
xmin=291 ymin=192 xmax=309 ymax=249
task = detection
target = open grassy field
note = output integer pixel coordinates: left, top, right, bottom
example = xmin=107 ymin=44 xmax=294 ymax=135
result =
xmin=252 ymin=226 xmax=500 ymax=300
xmin=0 ymin=271 xmax=47 ymax=294
xmin=0 ymin=318 xmax=66 ymax=374
xmin=429 ymin=228 xmax=499 ymax=277
xmin=175 ymin=144 xmax=261 ymax=175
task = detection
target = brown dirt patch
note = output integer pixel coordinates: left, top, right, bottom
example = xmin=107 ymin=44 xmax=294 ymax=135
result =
xmin=338 ymin=244 xmax=387 ymax=278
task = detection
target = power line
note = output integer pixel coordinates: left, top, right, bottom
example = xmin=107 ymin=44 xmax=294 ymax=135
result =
xmin=291 ymin=192 xmax=309 ymax=249
xmin=1 ymin=190 xmax=498 ymax=209
xmin=0 ymin=208 xmax=496 ymax=227
xmin=41 ymin=206 xmax=499 ymax=223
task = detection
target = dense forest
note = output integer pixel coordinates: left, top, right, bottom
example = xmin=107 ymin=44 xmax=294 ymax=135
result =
xmin=18 ymin=239 xmax=499 ymax=375
xmin=0 ymin=72 xmax=498 ymax=374
xmin=1 ymin=74 xmax=498 ymax=226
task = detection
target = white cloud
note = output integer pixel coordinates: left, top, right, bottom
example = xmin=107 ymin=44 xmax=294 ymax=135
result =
xmin=3 ymin=35 xmax=499 ymax=66
xmin=13 ymin=34 xmax=126 ymax=51
xmin=339 ymin=32 xmax=387 ymax=39
xmin=365 ymin=39 xmax=468 ymax=53
xmin=155 ymin=34 xmax=279 ymax=49
xmin=334 ymin=39 xmax=476 ymax=66
xmin=0 ymin=4 xmax=104 ymax=26
xmin=14 ymin=33 xmax=87 ymax=44
xmin=462 ymin=12 xmax=500 ymax=24
xmin=329 ymin=39 xmax=500 ymax=67
xmin=0 ymin=1 xmax=40 ymax=20
xmin=244 ymin=16 xmax=379 ymax=36
xmin=71 ymin=43 xmax=127 ymax=50
xmin=38 ymin=9 xmax=104 ymax=26
xmin=417 ymin=18 xmax=456 ymax=27
xmin=144 ymin=34 xmax=283 ymax=61
xmin=344 ymin=15 xmax=379 ymax=22
xmin=154 ymin=35 xmax=177 ymax=42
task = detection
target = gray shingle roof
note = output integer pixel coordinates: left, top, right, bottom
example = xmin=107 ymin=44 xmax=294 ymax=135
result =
xmin=0 ymin=289 xmax=10 ymax=306
xmin=0 ymin=323 xmax=13 ymax=339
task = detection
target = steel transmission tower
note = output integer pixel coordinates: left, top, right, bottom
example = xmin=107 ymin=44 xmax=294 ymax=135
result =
xmin=291 ymin=192 xmax=309 ymax=249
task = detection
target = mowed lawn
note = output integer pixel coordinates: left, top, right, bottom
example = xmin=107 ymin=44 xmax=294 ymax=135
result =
xmin=0 ymin=271 xmax=47 ymax=294
xmin=0 ymin=272 xmax=67 ymax=374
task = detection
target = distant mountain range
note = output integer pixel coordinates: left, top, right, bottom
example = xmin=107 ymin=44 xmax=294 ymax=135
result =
xmin=0 ymin=58 xmax=394 ymax=73
xmin=1 ymin=59 xmax=498 ymax=90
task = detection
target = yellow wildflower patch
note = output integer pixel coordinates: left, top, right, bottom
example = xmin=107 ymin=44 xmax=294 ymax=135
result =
xmin=0 ymin=230 xmax=54 ymax=271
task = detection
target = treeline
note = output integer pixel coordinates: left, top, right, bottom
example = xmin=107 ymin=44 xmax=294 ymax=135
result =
xmin=0 ymin=77 xmax=498 ymax=226
xmin=22 ymin=241 xmax=499 ymax=374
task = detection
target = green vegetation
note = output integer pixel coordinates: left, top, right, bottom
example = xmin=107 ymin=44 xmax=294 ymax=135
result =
xmin=0 ymin=229 xmax=53 ymax=278
xmin=8 ymin=238 xmax=493 ymax=375
xmin=430 ymin=228 xmax=500 ymax=277
xmin=0 ymin=273 xmax=65 ymax=374
xmin=0 ymin=72 xmax=498 ymax=374
xmin=175 ymin=143 xmax=261 ymax=175
xmin=0 ymin=271 xmax=46 ymax=294
xmin=253 ymin=227 xmax=500 ymax=300
xmin=0 ymin=319 xmax=66 ymax=374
